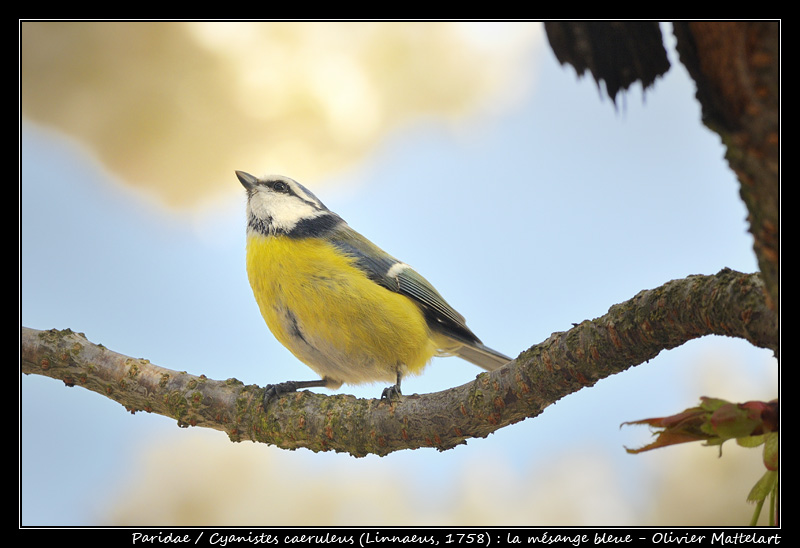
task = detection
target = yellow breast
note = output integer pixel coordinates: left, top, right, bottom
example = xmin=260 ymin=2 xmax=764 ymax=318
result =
xmin=245 ymin=233 xmax=437 ymax=385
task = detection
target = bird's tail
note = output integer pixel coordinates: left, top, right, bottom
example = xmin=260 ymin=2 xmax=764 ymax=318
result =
xmin=455 ymin=342 xmax=513 ymax=371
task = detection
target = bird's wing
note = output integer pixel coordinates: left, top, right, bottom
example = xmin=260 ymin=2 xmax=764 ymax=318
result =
xmin=328 ymin=223 xmax=480 ymax=345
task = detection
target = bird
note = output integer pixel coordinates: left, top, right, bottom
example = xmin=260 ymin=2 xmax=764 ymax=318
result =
xmin=236 ymin=170 xmax=512 ymax=402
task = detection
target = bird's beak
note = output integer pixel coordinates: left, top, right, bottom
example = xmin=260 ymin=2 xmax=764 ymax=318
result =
xmin=236 ymin=170 xmax=258 ymax=190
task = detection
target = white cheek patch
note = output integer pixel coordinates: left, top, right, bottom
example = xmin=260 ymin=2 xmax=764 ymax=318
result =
xmin=247 ymin=188 xmax=325 ymax=233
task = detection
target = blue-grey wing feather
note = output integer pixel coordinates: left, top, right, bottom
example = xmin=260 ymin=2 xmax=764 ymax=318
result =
xmin=327 ymin=223 xmax=512 ymax=370
xmin=328 ymin=224 xmax=475 ymax=340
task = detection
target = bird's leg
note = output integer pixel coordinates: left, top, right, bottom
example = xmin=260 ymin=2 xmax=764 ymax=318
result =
xmin=381 ymin=370 xmax=403 ymax=401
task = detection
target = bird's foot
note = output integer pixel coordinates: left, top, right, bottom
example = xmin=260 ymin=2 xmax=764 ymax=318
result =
xmin=263 ymin=381 xmax=301 ymax=405
xmin=262 ymin=379 xmax=331 ymax=406
xmin=381 ymin=384 xmax=402 ymax=402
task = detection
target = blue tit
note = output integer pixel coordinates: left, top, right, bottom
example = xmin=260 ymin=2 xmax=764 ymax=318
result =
xmin=236 ymin=171 xmax=511 ymax=402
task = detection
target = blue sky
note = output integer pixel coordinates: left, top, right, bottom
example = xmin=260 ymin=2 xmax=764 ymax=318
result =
xmin=20 ymin=23 xmax=777 ymax=526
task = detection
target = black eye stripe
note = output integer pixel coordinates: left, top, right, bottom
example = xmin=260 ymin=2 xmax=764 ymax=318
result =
xmin=259 ymin=177 xmax=326 ymax=212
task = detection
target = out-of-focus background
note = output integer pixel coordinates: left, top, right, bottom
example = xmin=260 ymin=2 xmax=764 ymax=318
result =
xmin=20 ymin=21 xmax=777 ymax=526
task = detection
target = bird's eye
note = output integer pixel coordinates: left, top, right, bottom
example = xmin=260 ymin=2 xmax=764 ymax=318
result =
xmin=272 ymin=181 xmax=289 ymax=193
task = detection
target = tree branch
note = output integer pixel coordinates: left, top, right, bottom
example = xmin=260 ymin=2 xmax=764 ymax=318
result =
xmin=21 ymin=268 xmax=776 ymax=457
xmin=672 ymin=22 xmax=780 ymax=317
xmin=543 ymin=22 xmax=780 ymax=317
